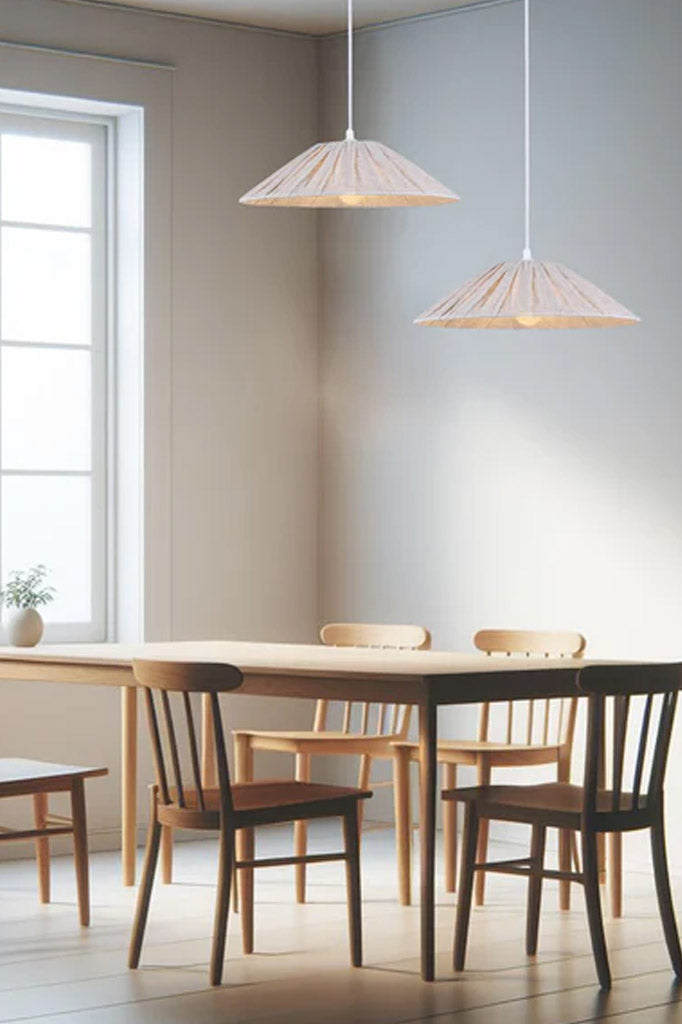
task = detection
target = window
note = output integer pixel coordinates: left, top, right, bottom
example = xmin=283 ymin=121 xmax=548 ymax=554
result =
xmin=0 ymin=112 xmax=109 ymax=641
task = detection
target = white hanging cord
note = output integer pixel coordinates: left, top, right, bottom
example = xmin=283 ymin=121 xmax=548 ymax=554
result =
xmin=346 ymin=0 xmax=355 ymax=140
xmin=522 ymin=0 xmax=532 ymax=260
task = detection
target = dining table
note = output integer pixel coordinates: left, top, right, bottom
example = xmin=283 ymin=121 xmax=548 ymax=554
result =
xmin=0 ymin=638 xmax=605 ymax=980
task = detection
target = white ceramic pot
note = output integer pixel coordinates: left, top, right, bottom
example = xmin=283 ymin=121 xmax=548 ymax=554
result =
xmin=7 ymin=607 xmax=44 ymax=647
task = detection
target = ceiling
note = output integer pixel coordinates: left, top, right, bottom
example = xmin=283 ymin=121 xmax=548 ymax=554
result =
xmin=81 ymin=0 xmax=493 ymax=36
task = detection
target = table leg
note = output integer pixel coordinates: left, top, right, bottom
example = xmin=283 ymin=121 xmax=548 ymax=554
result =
xmin=419 ymin=699 xmax=437 ymax=981
xmin=121 ymin=685 xmax=137 ymax=887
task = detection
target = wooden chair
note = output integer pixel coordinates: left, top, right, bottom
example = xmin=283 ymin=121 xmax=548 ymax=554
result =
xmin=0 ymin=757 xmax=107 ymax=925
xmin=129 ymin=659 xmax=371 ymax=986
xmin=232 ymin=622 xmax=431 ymax=903
xmin=446 ymin=662 xmax=682 ymax=990
xmin=392 ymin=629 xmax=586 ymax=906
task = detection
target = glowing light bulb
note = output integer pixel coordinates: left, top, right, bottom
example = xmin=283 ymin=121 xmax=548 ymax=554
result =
xmin=516 ymin=314 xmax=542 ymax=327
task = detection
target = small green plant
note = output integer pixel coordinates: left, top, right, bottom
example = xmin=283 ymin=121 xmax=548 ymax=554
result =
xmin=0 ymin=564 xmax=56 ymax=609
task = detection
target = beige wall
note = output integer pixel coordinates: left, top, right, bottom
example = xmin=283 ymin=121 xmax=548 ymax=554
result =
xmin=0 ymin=0 xmax=320 ymax=846
xmin=318 ymin=0 xmax=682 ymax=857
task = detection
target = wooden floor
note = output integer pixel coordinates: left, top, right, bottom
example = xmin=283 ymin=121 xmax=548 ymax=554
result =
xmin=2 ymin=823 xmax=682 ymax=1023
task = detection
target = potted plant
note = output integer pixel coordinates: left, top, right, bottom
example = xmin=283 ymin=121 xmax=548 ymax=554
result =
xmin=1 ymin=564 xmax=56 ymax=646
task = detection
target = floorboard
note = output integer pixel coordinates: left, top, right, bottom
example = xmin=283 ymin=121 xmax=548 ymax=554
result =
xmin=1 ymin=823 xmax=681 ymax=1023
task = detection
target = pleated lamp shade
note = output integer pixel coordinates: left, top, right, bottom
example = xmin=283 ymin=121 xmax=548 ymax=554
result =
xmin=415 ymin=257 xmax=640 ymax=329
xmin=239 ymin=137 xmax=459 ymax=208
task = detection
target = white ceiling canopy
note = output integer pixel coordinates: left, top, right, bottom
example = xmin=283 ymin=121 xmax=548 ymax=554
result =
xmin=81 ymin=0 xmax=490 ymax=35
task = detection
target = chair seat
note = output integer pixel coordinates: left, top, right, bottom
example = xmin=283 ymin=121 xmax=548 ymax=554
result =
xmin=233 ymin=779 xmax=370 ymax=812
xmin=234 ymin=729 xmax=398 ymax=756
xmin=393 ymin=739 xmax=561 ymax=767
xmin=444 ymin=782 xmax=649 ymax=828
xmin=0 ymin=758 xmax=108 ymax=798
xmin=158 ymin=779 xmax=371 ymax=830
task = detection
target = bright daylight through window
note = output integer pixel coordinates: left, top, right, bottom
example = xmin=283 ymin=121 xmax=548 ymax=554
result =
xmin=0 ymin=111 xmax=108 ymax=641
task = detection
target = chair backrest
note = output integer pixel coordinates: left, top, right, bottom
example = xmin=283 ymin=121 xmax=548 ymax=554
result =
xmin=132 ymin=660 xmax=243 ymax=815
xmin=577 ymin=663 xmax=681 ymax=820
xmin=474 ymin=629 xmax=586 ymax=749
xmin=314 ymin=623 xmax=431 ymax=738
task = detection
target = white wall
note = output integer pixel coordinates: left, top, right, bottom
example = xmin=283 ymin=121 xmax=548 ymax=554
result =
xmin=0 ymin=0 xmax=320 ymax=847
xmin=318 ymin=0 xmax=682 ymax=863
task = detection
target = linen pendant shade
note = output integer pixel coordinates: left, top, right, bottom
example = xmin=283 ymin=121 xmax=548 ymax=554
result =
xmin=240 ymin=0 xmax=458 ymax=209
xmin=415 ymin=257 xmax=639 ymax=329
xmin=416 ymin=0 xmax=638 ymax=329
xmin=239 ymin=137 xmax=457 ymax=208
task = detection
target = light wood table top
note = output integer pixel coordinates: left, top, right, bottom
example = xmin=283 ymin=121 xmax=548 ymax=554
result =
xmin=0 ymin=639 xmax=603 ymax=702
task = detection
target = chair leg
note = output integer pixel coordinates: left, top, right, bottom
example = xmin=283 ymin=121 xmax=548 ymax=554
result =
xmin=161 ymin=826 xmax=174 ymax=884
xmin=294 ymin=753 xmax=311 ymax=903
xmin=443 ymin=763 xmax=457 ymax=894
xmin=357 ymin=755 xmax=372 ymax=832
xmin=650 ymin=813 xmax=682 ymax=977
xmin=597 ymin=832 xmax=606 ymax=885
xmin=453 ymin=802 xmax=480 ymax=971
xmin=609 ymin=833 xmax=622 ymax=918
xmin=33 ymin=792 xmax=50 ymax=904
xmin=128 ymin=790 xmax=162 ymax=969
xmin=237 ymin=824 xmax=255 ymax=954
xmin=343 ymin=806 xmax=363 ymax=967
xmin=392 ymin=747 xmax=412 ymax=906
xmin=571 ymin=831 xmax=581 ymax=872
xmin=210 ymin=825 xmax=234 ymax=986
xmin=232 ymin=864 xmax=240 ymax=915
xmin=474 ymin=758 xmax=491 ymax=906
xmin=558 ymin=828 xmax=571 ymax=911
xmin=556 ymin=757 xmax=571 ymax=911
xmin=526 ymin=824 xmax=546 ymax=956
xmin=233 ymin=733 xmax=254 ymax=915
xmin=581 ymin=830 xmax=611 ymax=990
xmin=70 ymin=777 xmax=90 ymax=927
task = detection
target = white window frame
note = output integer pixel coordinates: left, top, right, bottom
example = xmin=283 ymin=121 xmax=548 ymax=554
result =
xmin=0 ymin=45 xmax=174 ymax=645
xmin=0 ymin=108 xmax=112 ymax=642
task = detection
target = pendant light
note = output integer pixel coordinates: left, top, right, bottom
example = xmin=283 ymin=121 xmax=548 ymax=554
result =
xmin=415 ymin=0 xmax=639 ymax=329
xmin=240 ymin=0 xmax=458 ymax=208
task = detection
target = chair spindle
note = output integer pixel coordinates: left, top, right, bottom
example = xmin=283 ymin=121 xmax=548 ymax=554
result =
xmin=611 ymin=695 xmax=630 ymax=812
xmin=145 ymin=689 xmax=171 ymax=805
xmin=161 ymin=691 xmax=186 ymax=808
xmin=183 ymin=691 xmax=205 ymax=811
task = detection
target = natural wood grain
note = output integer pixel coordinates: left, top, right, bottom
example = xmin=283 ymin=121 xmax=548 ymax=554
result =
xmin=320 ymin=623 xmax=431 ymax=650
xmin=474 ymin=629 xmax=586 ymax=657
xmin=121 ymin=686 xmax=137 ymax=886
xmin=32 ymin=791 xmax=50 ymax=903
xmin=70 ymin=776 xmax=90 ymax=926
xmin=442 ymin=763 xmax=457 ymax=893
